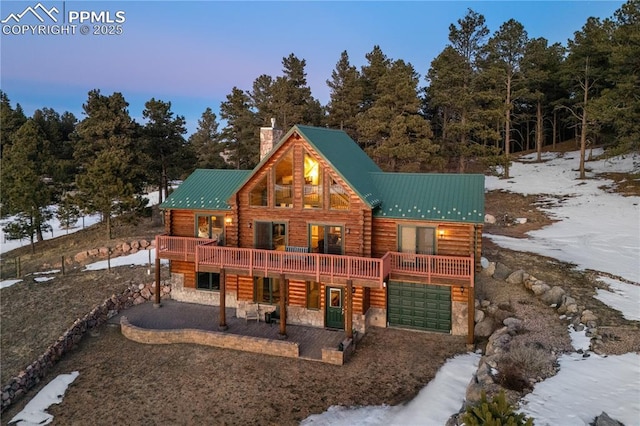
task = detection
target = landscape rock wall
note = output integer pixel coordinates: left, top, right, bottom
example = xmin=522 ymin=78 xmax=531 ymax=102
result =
xmin=0 ymin=281 xmax=170 ymax=412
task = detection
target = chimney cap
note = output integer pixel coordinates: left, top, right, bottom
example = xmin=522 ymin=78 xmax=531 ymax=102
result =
xmin=270 ymin=117 xmax=276 ymax=128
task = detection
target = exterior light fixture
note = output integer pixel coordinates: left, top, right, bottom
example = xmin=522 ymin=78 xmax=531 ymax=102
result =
xmin=439 ymin=229 xmax=445 ymax=239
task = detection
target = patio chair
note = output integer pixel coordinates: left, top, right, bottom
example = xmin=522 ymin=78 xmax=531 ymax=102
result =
xmin=245 ymin=303 xmax=260 ymax=323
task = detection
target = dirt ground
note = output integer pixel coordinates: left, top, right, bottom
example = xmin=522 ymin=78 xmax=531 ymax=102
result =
xmin=1 ymin=172 xmax=639 ymax=424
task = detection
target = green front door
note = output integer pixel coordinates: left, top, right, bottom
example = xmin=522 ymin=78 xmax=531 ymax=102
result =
xmin=387 ymin=282 xmax=451 ymax=333
xmin=325 ymin=287 xmax=344 ymax=329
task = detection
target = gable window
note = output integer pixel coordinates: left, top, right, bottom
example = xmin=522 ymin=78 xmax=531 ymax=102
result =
xmin=254 ymin=277 xmax=281 ymax=304
xmin=330 ymin=177 xmax=349 ymax=210
xmin=399 ymin=225 xmax=435 ymax=255
xmin=197 ymin=272 xmax=220 ymax=291
xmin=274 ymin=149 xmax=293 ymax=207
xmin=310 ymin=225 xmax=343 ymax=255
xmin=250 ymin=175 xmax=268 ymax=207
xmin=254 ymin=221 xmax=287 ymax=251
xmin=303 ymin=152 xmax=323 ymax=209
xmin=307 ymin=281 xmax=320 ymax=309
xmin=196 ymin=214 xmax=224 ymax=244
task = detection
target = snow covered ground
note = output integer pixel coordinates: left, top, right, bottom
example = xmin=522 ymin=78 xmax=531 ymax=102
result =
xmin=5 ymin=154 xmax=640 ymax=425
xmin=302 ymin=149 xmax=640 ymax=425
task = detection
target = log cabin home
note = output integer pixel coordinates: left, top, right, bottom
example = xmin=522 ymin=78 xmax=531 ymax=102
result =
xmin=155 ymin=122 xmax=484 ymax=344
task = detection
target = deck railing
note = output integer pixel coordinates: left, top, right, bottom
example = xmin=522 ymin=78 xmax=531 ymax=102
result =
xmin=388 ymin=252 xmax=473 ymax=283
xmin=156 ymin=235 xmax=473 ymax=287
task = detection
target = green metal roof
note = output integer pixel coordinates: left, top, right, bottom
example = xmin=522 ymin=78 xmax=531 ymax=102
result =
xmin=370 ymin=172 xmax=485 ymax=223
xmin=290 ymin=125 xmax=384 ymax=207
xmin=159 ymin=169 xmax=251 ymax=210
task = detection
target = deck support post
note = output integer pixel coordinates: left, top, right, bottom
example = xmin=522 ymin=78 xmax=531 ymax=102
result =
xmin=467 ymin=284 xmax=475 ymax=346
xmin=346 ymin=280 xmax=353 ymax=340
xmin=154 ymin=257 xmax=162 ymax=308
xmin=279 ymin=274 xmax=287 ymax=338
xmin=219 ymin=268 xmax=228 ymax=331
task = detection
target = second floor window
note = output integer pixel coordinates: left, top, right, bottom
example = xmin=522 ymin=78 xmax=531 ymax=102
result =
xmin=310 ymin=224 xmax=343 ymax=255
xmin=196 ymin=214 xmax=224 ymax=244
xmin=275 ymin=150 xmax=293 ymax=207
xmin=304 ymin=152 xmax=323 ymax=209
xmin=254 ymin=221 xmax=287 ymax=251
xmin=250 ymin=175 xmax=268 ymax=207
xmin=399 ymin=225 xmax=435 ymax=255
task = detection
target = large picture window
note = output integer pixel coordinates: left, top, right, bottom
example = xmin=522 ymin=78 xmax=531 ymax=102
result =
xmin=303 ymin=152 xmax=322 ymax=209
xmin=330 ymin=177 xmax=349 ymax=210
xmin=250 ymin=175 xmax=268 ymax=207
xmin=399 ymin=226 xmax=435 ymax=255
xmin=196 ymin=214 xmax=224 ymax=244
xmin=254 ymin=277 xmax=281 ymax=304
xmin=274 ymin=149 xmax=294 ymax=207
xmin=254 ymin=221 xmax=287 ymax=251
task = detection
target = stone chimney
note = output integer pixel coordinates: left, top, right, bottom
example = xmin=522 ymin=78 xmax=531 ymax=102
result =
xmin=259 ymin=118 xmax=283 ymax=160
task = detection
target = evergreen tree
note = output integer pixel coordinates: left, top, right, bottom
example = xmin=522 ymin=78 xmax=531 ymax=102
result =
xmin=563 ymin=16 xmax=613 ymax=178
xmin=0 ymin=119 xmax=53 ymax=250
xmin=189 ymin=107 xmax=228 ymax=169
xmin=360 ymin=45 xmax=391 ymax=114
xmin=358 ymin=59 xmax=439 ymax=171
xmin=0 ymin=91 xmax=27 ymax=158
xmin=591 ymin=0 xmax=640 ymax=154
xmin=220 ymin=87 xmax=260 ymax=169
xmin=142 ymin=98 xmax=188 ymax=202
xmin=326 ymin=50 xmax=363 ymax=141
xmin=426 ymin=9 xmax=498 ymax=172
xmin=521 ymin=38 xmax=565 ymax=161
xmin=73 ymin=90 xmax=143 ymax=238
xmin=32 ymin=107 xmax=78 ymax=195
xmin=483 ymin=19 xmax=529 ymax=178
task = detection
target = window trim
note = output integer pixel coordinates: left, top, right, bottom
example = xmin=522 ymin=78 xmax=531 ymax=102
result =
xmin=196 ymin=272 xmax=221 ymax=291
xmin=398 ymin=224 xmax=436 ymax=255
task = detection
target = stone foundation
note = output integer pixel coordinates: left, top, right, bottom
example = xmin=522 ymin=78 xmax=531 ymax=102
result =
xmin=451 ymin=300 xmax=469 ymax=336
xmin=169 ymin=272 xmax=237 ymax=307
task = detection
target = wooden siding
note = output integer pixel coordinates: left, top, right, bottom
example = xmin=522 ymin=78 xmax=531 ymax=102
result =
xmin=288 ymin=279 xmax=307 ymax=307
xmin=372 ymin=218 xmax=480 ymax=270
xmin=172 ymin=260 xmax=195 ymax=288
xmin=237 ymin=275 xmax=254 ymax=301
xmin=370 ymin=288 xmax=386 ymax=309
xmin=232 ymin=137 xmax=373 ymax=257
xmin=451 ymin=285 xmax=467 ymax=303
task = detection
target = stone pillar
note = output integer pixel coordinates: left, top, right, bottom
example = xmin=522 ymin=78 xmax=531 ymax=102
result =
xmin=467 ymin=285 xmax=475 ymax=345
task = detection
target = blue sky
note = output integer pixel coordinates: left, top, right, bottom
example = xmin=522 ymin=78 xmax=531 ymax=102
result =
xmin=1 ymin=1 xmax=624 ymax=135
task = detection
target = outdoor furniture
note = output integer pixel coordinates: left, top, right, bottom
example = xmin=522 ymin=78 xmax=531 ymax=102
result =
xmin=245 ymin=303 xmax=260 ymax=323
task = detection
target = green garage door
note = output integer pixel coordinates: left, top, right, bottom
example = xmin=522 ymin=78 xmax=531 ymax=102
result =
xmin=388 ymin=281 xmax=451 ymax=332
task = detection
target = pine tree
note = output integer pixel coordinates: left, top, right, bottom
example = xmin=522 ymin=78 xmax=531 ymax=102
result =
xmin=220 ymin=87 xmax=260 ymax=169
xmin=591 ymin=0 xmax=639 ymax=154
xmin=73 ymin=90 xmax=143 ymax=238
xmin=0 ymin=91 xmax=27 ymax=158
xmin=0 ymin=119 xmax=53 ymax=250
xmin=326 ymin=50 xmax=363 ymax=141
xmin=189 ymin=107 xmax=227 ymax=169
xmin=358 ymin=59 xmax=439 ymax=171
xmin=142 ymin=98 xmax=188 ymax=202
xmin=483 ymin=19 xmax=529 ymax=178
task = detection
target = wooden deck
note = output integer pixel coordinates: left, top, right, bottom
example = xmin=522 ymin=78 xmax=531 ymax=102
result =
xmin=156 ymin=235 xmax=474 ymax=288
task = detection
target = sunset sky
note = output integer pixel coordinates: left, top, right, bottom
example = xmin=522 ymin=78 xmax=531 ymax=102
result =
xmin=1 ymin=1 xmax=624 ymax=134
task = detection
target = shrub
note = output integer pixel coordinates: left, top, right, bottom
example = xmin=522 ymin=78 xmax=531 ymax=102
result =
xmin=462 ymin=390 xmax=534 ymax=426
xmin=496 ymin=339 xmax=557 ymax=392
